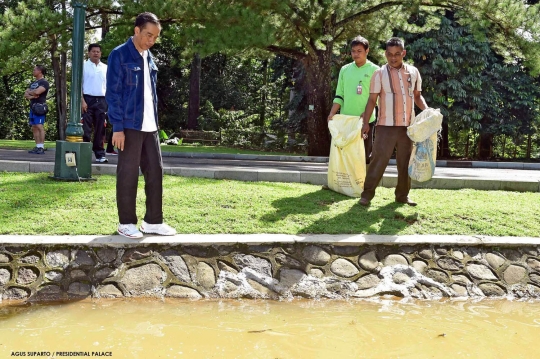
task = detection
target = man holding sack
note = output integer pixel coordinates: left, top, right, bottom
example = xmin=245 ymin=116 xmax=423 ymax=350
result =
xmin=359 ymin=37 xmax=429 ymax=207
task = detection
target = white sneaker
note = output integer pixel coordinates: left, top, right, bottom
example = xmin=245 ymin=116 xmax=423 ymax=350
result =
xmin=140 ymin=221 xmax=177 ymax=236
xmin=117 ymin=223 xmax=143 ymax=239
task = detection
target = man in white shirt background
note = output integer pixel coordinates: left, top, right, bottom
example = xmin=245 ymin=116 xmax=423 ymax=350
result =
xmin=82 ymin=43 xmax=112 ymax=163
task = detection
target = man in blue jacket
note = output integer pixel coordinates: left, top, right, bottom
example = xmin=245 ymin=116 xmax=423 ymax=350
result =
xmin=106 ymin=12 xmax=176 ymax=238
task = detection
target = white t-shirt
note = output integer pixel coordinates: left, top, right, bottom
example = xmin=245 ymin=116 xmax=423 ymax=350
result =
xmin=140 ymin=50 xmax=157 ymax=132
xmin=82 ymin=59 xmax=107 ymax=96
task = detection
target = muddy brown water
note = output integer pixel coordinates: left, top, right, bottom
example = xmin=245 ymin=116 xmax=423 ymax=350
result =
xmin=1 ymin=299 xmax=540 ymax=358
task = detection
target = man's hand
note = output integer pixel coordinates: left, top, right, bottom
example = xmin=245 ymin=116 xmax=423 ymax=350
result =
xmin=112 ymin=131 xmax=125 ymax=151
xmin=361 ymin=121 xmax=370 ymax=137
xmin=82 ymin=100 xmax=88 ymax=113
xmin=327 ymin=114 xmax=334 ymax=122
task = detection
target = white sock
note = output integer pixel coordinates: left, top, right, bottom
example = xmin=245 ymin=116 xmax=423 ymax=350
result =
xmin=36 ymin=144 xmax=44 ymax=148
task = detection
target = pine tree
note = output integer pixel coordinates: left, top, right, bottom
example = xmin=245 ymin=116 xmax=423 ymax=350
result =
xmin=164 ymin=0 xmax=540 ymax=156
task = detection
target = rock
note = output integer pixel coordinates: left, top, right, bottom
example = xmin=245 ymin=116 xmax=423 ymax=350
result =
xmin=166 ymin=285 xmax=202 ymax=299
xmin=503 ymin=265 xmax=527 ymax=285
xmin=45 ymin=271 xmax=64 ymax=282
xmin=486 ymin=253 xmax=506 ymax=269
xmin=0 ymin=268 xmax=11 ymax=285
xmin=426 ymin=269 xmax=449 ymax=284
xmin=96 ymin=284 xmax=123 ymax=298
xmin=46 ymin=250 xmax=70 ymax=268
xmin=95 ymin=267 xmax=115 ymax=280
xmin=122 ymin=248 xmax=153 ymax=262
xmin=247 ymin=279 xmax=279 ymax=299
xmin=330 ymin=259 xmax=359 ymax=278
xmin=359 ymin=251 xmax=379 ymax=271
xmin=333 ymin=246 xmax=360 ymax=256
xmin=452 ymin=274 xmax=472 ymax=285
xmin=302 ymin=246 xmax=331 ymax=266
xmin=355 ymin=274 xmax=381 ymax=289
xmin=309 ymin=268 xmax=324 ymax=278
xmin=383 ymin=254 xmax=408 ymax=266
xmin=452 ymin=251 xmax=464 ymax=260
xmin=479 ymin=283 xmax=506 ymax=297
xmin=121 ymin=264 xmax=165 ymax=296
xmin=74 ymin=250 xmax=95 ymax=266
xmin=184 ymin=245 xmax=219 ymax=258
xmin=451 ymin=283 xmax=468 ymax=297
xmin=412 ymin=260 xmax=427 ymax=274
xmin=68 ymin=282 xmax=91 ymax=296
xmin=96 ymin=248 xmax=117 ymax=263
xmin=0 ymin=253 xmax=10 ymax=263
xmin=418 ymin=249 xmax=433 ymax=260
xmin=467 ymin=263 xmax=498 ymax=281
xmin=217 ymin=261 xmax=238 ymax=275
xmin=279 ymin=269 xmax=306 ymax=288
xmin=33 ymin=285 xmax=63 ymax=301
xmin=392 ymin=272 xmax=410 ymax=284
xmin=196 ymin=262 xmax=216 ymax=289
xmin=3 ymin=287 xmax=29 ymax=300
xmin=435 ymin=247 xmax=448 ymax=255
xmin=21 ymin=255 xmax=40 ymax=264
xmin=527 ymin=258 xmax=540 ymax=271
xmin=502 ymin=249 xmax=522 ymax=262
xmin=160 ymin=250 xmax=191 ymax=282
xmin=275 ymin=253 xmax=302 ymax=268
xmin=464 ymin=247 xmax=482 ymax=260
xmin=233 ymin=254 xmax=272 ymax=277
xmin=530 ymin=273 xmax=540 ymax=285
xmin=437 ymin=257 xmax=463 ymax=271
xmin=16 ymin=267 xmax=38 ymax=285
xmin=70 ymin=269 xmax=87 ymax=281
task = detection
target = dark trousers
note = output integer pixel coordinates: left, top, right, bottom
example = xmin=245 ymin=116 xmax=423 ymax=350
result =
xmin=117 ymin=129 xmax=163 ymax=225
xmin=364 ymin=122 xmax=375 ymax=164
xmin=82 ymin=95 xmax=107 ymax=158
xmin=361 ymin=126 xmax=413 ymax=202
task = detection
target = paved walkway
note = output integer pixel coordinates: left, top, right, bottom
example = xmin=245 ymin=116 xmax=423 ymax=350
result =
xmin=1 ymin=148 xmax=540 ymax=192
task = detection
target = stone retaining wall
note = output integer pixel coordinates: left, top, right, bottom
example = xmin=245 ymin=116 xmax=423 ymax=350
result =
xmin=2 ymin=242 xmax=540 ymax=302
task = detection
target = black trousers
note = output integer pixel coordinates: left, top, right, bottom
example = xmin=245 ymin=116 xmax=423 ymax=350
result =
xmin=82 ymin=95 xmax=107 ymax=158
xmin=361 ymin=126 xmax=413 ymax=202
xmin=117 ymin=129 xmax=163 ymax=225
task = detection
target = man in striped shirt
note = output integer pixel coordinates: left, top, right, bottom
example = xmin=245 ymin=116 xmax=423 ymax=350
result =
xmin=359 ymin=37 xmax=429 ymax=207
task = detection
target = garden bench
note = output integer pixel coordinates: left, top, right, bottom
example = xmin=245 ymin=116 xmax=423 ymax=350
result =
xmin=176 ymin=130 xmax=221 ymax=145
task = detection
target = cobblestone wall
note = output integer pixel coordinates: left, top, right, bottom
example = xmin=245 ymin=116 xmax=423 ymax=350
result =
xmin=2 ymin=243 xmax=540 ymax=301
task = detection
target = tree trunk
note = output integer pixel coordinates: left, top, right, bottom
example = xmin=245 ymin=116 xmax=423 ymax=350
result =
xmin=303 ymin=50 xmax=332 ymax=156
xmin=501 ymin=135 xmax=506 ymax=158
xmin=259 ymin=59 xmax=268 ymax=130
xmin=478 ymin=132 xmax=493 ymax=159
xmin=101 ymin=12 xmax=110 ymax=39
xmin=50 ymin=37 xmax=68 ymax=140
xmin=187 ymin=53 xmax=201 ymax=130
xmin=526 ymin=133 xmax=532 ymax=160
xmin=440 ymin=121 xmax=450 ymax=157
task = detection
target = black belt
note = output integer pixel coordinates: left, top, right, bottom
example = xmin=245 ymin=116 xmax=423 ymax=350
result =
xmin=84 ymin=94 xmax=105 ymax=98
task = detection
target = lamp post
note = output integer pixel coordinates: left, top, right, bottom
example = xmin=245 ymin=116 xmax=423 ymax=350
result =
xmin=65 ymin=0 xmax=87 ymax=142
xmin=52 ymin=0 xmax=94 ymax=181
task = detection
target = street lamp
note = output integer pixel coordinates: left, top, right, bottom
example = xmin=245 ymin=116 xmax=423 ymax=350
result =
xmin=52 ymin=0 xmax=93 ymax=181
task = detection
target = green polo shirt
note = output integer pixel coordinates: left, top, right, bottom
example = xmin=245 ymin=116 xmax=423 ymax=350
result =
xmin=333 ymin=60 xmax=379 ymax=123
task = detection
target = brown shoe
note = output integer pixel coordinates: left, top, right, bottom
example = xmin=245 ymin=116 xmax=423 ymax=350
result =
xmin=359 ymin=197 xmax=370 ymax=206
xmin=396 ymin=198 xmax=417 ymax=206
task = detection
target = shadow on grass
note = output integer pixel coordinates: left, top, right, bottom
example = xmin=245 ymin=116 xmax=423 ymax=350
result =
xmin=261 ymin=189 xmax=417 ymax=235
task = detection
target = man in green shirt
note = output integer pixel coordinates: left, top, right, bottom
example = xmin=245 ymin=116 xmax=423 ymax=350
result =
xmin=327 ymin=35 xmax=379 ymax=163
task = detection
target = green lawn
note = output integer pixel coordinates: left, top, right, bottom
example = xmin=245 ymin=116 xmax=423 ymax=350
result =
xmin=0 ymin=140 xmax=304 ymax=157
xmin=1 ymin=172 xmax=538 ymax=236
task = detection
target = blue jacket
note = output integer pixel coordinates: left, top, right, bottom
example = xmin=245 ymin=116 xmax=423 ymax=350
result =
xmin=106 ymin=37 xmax=159 ymax=132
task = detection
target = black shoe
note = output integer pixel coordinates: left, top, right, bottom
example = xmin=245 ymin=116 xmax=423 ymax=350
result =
xmin=359 ymin=198 xmax=370 ymax=206
xmin=28 ymin=147 xmax=39 ymax=154
xmin=396 ymin=198 xmax=417 ymax=206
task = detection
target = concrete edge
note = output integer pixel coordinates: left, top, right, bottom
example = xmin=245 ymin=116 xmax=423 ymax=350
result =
xmin=0 ymin=234 xmax=539 ymax=245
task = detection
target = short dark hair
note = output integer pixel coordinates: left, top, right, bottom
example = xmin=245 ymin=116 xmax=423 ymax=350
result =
xmin=351 ymin=36 xmax=369 ymax=51
xmin=386 ymin=37 xmax=405 ymax=50
xmin=88 ymin=43 xmax=101 ymax=52
xmin=35 ymin=65 xmax=46 ymax=76
xmin=135 ymin=12 xmax=161 ymax=30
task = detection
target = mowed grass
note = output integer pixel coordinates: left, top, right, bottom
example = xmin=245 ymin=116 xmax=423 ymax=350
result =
xmin=1 ymin=172 xmax=539 ymax=236
xmin=0 ymin=140 xmax=303 ymax=157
